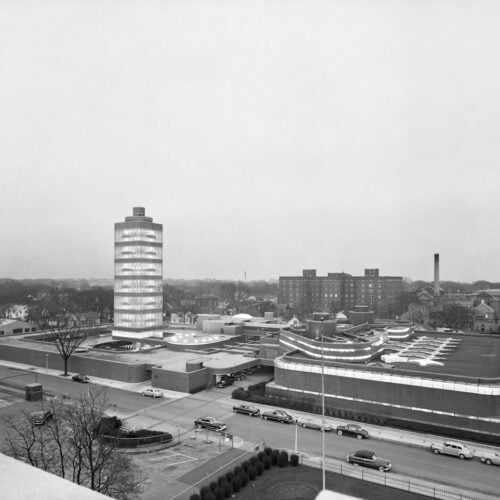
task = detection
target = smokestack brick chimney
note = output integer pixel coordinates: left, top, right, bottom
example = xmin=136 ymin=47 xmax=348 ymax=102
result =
xmin=434 ymin=253 xmax=440 ymax=302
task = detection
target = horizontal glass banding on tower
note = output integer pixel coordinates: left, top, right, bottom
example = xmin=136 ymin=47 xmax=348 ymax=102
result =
xmin=112 ymin=208 xmax=164 ymax=339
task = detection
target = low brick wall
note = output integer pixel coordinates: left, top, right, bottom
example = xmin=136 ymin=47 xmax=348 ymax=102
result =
xmin=152 ymin=365 xmax=210 ymax=393
xmin=0 ymin=343 xmax=150 ymax=383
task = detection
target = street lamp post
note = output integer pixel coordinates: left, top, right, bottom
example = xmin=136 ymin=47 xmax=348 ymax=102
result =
xmin=321 ymin=320 xmax=326 ymax=491
xmin=45 ymin=353 xmax=49 ymax=374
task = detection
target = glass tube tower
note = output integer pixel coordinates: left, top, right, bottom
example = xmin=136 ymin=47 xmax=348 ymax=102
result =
xmin=112 ymin=207 xmax=163 ymax=340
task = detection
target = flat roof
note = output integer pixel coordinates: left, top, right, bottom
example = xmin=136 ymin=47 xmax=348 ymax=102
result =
xmin=284 ymin=333 xmax=500 ymax=380
xmin=0 ymin=453 xmax=108 ymax=500
xmin=386 ymin=334 xmax=500 ymax=379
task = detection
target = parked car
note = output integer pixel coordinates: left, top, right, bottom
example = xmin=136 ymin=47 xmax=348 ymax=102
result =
xmin=346 ymin=450 xmax=391 ymax=472
xmin=296 ymin=417 xmax=333 ymax=431
xmin=478 ymin=451 xmax=500 ymax=466
xmin=243 ymin=367 xmax=256 ymax=375
xmin=72 ymin=374 xmax=90 ymax=383
xmin=336 ymin=423 xmax=369 ymax=439
xmin=232 ymin=404 xmax=260 ymax=417
xmin=261 ymin=409 xmax=294 ymax=423
xmin=230 ymin=371 xmax=246 ymax=381
xmin=141 ymin=387 xmax=163 ymax=398
xmin=430 ymin=441 xmax=474 ymax=460
xmin=30 ymin=410 xmax=53 ymax=426
xmin=194 ymin=416 xmax=227 ymax=432
xmin=217 ymin=377 xmax=234 ymax=388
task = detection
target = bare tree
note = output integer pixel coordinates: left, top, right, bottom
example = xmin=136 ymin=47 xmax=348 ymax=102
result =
xmin=46 ymin=322 xmax=87 ymax=376
xmin=430 ymin=304 xmax=473 ymax=331
xmin=2 ymin=388 xmax=143 ymax=500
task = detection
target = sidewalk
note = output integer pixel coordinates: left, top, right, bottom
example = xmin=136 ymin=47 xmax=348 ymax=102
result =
xmin=0 ymin=359 xmax=188 ymax=399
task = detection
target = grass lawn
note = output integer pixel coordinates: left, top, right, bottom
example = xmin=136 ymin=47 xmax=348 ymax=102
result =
xmin=235 ymin=464 xmax=429 ymax=500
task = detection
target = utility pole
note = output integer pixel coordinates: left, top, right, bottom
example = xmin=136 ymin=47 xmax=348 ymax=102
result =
xmin=321 ymin=319 xmax=326 ymax=491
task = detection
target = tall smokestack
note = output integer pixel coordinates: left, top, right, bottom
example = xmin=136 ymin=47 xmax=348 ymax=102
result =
xmin=434 ymin=253 xmax=440 ymax=300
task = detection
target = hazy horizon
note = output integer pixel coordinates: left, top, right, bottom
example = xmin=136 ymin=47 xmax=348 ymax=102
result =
xmin=2 ymin=1 xmax=499 ymax=283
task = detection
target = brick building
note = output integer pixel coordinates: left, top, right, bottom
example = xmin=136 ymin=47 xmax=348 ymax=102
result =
xmin=279 ymin=268 xmax=402 ymax=317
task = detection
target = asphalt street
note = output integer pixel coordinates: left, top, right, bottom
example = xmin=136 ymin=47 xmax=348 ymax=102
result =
xmin=1 ymin=364 xmax=499 ymax=498
xmin=225 ymin=413 xmax=500 ymax=496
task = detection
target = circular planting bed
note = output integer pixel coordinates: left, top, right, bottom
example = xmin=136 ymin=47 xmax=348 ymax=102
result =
xmin=263 ymin=481 xmax=320 ymax=500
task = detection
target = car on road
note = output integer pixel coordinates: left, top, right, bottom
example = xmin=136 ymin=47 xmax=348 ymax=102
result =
xmin=346 ymin=450 xmax=391 ymax=472
xmin=261 ymin=409 xmax=294 ymax=423
xmin=336 ymin=423 xmax=369 ymax=439
xmin=194 ymin=416 xmax=227 ymax=432
xmin=295 ymin=417 xmax=333 ymax=431
xmin=478 ymin=451 xmax=500 ymax=466
xmin=30 ymin=410 xmax=53 ymax=426
xmin=430 ymin=441 xmax=474 ymax=460
xmin=232 ymin=404 xmax=260 ymax=417
xmin=141 ymin=387 xmax=163 ymax=398
xmin=217 ymin=377 xmax=234 ymax=388
xmin=72 ymin=374 xmax=90 ymax=383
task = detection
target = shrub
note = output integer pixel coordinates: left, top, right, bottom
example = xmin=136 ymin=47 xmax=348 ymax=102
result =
xmin=247 ymin=381 xmax=267 ymax=393
xmin=279 ymin=450 xmax=289 ymax=463
xmin=214 ymin=487 xmax=225 ymax=500
xmin=217 ymin=476 xmax=227 ymax=488
xmin=223 ymin=482 xmax=233 ymax=498
xmin=250 ymin=456 xmax=258 ymax=465
xmin=264 ymin=447 xmax=273 ymax=456
xmin=96 ymin=416 xmax=122 ymax=435
xmin=209 ymin=481 xmax=218 ymax=492
xmin=233 ymin=466 xmax=242 ymax=476
xmin=231 ymin=388 xmax=250 ymax=400
xmin=225 ymin=471 xmax=234 ymax=482
xmin=241 ymin=460 xmax=251 ymax=471
xmin=202 ymin=493 xmax=216 ymax=500
xmin=277 ymin=453 xmax=287 ymax=468
xmin=271 ymin=449 xmax=279 ymax=465
xmin=231 ymin=476 xmax=242 ymax=493
xmin=257 ymin=451 xmax=266 ymax=461
xmin=255 ymin=460 xmax=264 ymax=475
xmin=239 ymin=471 xmax=249 ymax=487
xmin=290 ymin=454 xmax=300 ymax=467
xmin=200 ymin=486 xmax=210 ymax=497
xmin=189 ymin=494 xmax=201 ymax=500
xmin=247 ymin=465 xmax=257 ymax=480
xmin=263 ymin=455 xmax=271 ymax=469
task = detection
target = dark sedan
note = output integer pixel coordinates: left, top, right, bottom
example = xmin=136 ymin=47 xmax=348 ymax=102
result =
xmin=72 ymin=374 xmax=90 ymax=383
xmin=217 ymin=377 xmax=234 ymax=388
xmin=233 ymin=404 xmax=260 ymax=417
xmin=347 ymin=450 xmax=391 ymax=472
xmin=194 ymin=416 xmax=227 ymax=432
xmin=30 ymin=410 xmax=53 ymax=426
xmin=261 ymin=409 xmax=294 ymax=423
xmin=336 ymin=423 xmax=369 ymax=439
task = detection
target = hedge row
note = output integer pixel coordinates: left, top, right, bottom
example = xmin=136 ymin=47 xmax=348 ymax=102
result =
xmin=190 ymin=447 xmax=300 ymax=500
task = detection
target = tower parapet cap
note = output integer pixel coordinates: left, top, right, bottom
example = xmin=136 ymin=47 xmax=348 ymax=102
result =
xmin=125 ymin=206 xmax=153 ymax=222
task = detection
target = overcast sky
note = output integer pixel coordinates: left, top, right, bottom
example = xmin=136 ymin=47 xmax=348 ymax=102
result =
xmin=1 ymin=0 xmax=499 ymax=282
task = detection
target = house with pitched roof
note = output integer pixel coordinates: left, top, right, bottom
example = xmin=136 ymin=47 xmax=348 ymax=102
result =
xmin=473 ymin=289 xmax=500 ymax=317
xmin=472 ymin=300 xmax=498 ymax=333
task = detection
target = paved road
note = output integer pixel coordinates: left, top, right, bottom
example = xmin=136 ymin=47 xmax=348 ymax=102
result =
xmin=1 ymin=366 xmax=499 ymax=498
xmin=0 ymin=365 xmax=164 ymax=414
xmin=225 ymin=413 xmax=500 ymax=496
